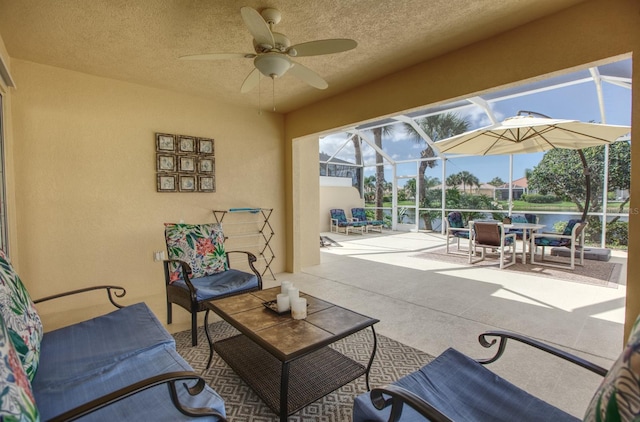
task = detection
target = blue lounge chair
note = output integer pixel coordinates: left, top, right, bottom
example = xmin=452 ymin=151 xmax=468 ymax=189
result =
xmin=351 ymin=207 xmax=384 ymax=233
xmin=330 ymin=209 xmax=366 ymax=235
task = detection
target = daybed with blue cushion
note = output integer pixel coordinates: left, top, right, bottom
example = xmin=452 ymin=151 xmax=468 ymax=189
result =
xmin=164 ymin=222 xmax=262 ymax=346
xmin=0 ymin=251 xmax=227 ymax=421
xmin=353 ymin=318 xmax=640 ymax=422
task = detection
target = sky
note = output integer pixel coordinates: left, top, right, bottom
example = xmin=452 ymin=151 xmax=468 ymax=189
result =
xmin=319 ymin=59 xmax=632 ymax=187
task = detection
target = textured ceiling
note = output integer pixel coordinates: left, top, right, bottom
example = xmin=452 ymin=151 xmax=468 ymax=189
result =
xmin=0 ymin=0 xmax=586 ymax=113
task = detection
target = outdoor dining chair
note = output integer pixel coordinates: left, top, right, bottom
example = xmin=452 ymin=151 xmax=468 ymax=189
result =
xmin=469 ymin=221 xmax=517 ymax=269
xmin=445 ymin=211 xmax=472 ymax=255
xmin=506 ymin=213 xmax=539 ymax=239
xmin=351 ymin=207 xmax=384 ymax=233
xmin=330 ymin=208 xmax=367 ymax=235
xmin=530 ymin=219 xmax=587 ymax=270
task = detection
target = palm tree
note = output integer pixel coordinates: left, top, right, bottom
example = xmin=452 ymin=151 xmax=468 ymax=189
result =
xmin=446 ymin=173 xmax=462 ymax=188
xmin=363 ymin=175 xmax=376 ymax=202
xmin=371 ymin=126 xmax=395 ymax=220
xmin=404 ymin=178 xmax=417 ymax=200
xmin=403 ymin=113 xmax=469 ymax=204
xmin=352 ymin=134 xmax=363 ymax=197
xmin=458 ymin=171 xmax=479 ymax=193
xmin=488 ymin=176 xmax=505 ymax=187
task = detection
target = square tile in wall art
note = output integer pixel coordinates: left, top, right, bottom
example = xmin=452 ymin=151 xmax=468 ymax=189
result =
xmin=199 ymin=176 xmax=215 ymax=192
xmin=157 ymin=174 xmax=177 ymax=192
xmin=155 ymin=133 xmax=215 ymax=193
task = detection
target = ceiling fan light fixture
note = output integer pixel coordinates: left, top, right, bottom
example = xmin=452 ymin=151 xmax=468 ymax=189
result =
xmin=254 ymin=53 xmax=291 ymax=78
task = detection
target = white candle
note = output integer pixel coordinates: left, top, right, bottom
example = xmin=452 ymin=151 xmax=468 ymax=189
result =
xmin=281 ymin=281 xmax=292 ymax=295
xmin=288 ymin=287 xmax=299 ymax=300
xmin=276 ymin=293 xmax=290 ymax=312
xmin=291 ymin=298 xmax=307 ymax=320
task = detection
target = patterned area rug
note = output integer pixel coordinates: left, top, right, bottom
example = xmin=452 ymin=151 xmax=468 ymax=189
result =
xmin=174 ymin=321 xmax=433 ymax=421
xmin=412 ymin=246 xmax=623 ymax=288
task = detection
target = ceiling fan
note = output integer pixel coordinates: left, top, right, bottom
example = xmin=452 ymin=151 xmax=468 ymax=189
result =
xmin=179 ymin=6 xmax=357 ymax=93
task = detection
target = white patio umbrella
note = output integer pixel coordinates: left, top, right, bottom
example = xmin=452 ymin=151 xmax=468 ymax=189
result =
xmin=434 ymin=112 xmax=631 ymax=221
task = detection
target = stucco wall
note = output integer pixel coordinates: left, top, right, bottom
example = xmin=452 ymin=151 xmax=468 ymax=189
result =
xmin=319 ymin=187 xmax=364 ymax=233
xmin=8 ymin=60 xmax=285 ymax=331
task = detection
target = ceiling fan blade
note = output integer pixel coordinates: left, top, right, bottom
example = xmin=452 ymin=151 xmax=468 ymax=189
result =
xmin=288 ymin=61 xmax=328 ymax=89
xmin=240 ymin=7 xmax=274 ymax=48
xmin=289 ymin=39 xmax=357 ymax=57
xmin=240 ymin=68 xmax=261 ymax=93
xmin=179 ymin=53 xmax=255 ymax=60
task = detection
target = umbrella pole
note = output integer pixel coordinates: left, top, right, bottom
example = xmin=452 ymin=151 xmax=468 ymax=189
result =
xmin=578 ymin=149 xmax=590 ymax=222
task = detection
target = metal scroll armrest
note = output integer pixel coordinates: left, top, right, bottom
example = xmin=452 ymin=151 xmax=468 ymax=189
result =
xmin=163 ymin=259 xmax=198 ymax=302
xmin=477 ymin=330 xmax=608 ymax=376
xmin=48 ymin=371 xmax=227 ymax=422
xmin=33 ymin=285 xmax=126 ymax=308
xmin=225 ymin=250 xmax=263 ymax=289
xmin=370 ymin=385 xmax=453 ymax=422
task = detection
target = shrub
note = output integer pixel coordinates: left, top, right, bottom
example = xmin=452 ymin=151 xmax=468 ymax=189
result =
xmin=585 ymin=219 xmax=628 ymax=247
xmin=521 ymin=194 xmax=559 ymax=203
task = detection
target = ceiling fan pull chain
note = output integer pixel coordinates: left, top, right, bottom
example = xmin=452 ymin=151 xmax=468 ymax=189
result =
xmin=258 ymin=72 xmax=262 ymax=114
xmin=272 ymin=77 xmax=276 ymax=112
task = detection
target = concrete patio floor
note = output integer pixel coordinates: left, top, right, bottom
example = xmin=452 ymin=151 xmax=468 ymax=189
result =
xmin=268 ymin=230 xmax=627 ymax=418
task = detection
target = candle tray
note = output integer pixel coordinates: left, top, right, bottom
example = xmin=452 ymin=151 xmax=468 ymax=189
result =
xmin=262 ymin=300 xmax=290 ymax=315
xmin=262 ymin=299 xmax=309 ymax=315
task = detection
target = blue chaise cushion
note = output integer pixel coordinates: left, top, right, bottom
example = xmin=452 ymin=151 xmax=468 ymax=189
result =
xmin=353 ymin=348 xmax=577 ymax=422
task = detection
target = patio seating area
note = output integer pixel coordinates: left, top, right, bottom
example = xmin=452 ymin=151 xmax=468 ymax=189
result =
xmin=278 ymin=230 xmax=626 ymax=418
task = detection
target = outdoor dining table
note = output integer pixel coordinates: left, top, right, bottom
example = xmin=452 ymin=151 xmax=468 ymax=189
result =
xmin=503 ymin=222 xmax=546 ymax=264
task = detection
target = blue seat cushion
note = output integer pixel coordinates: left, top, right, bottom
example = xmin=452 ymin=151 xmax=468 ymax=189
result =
xmin=336 ymin=221 xmax=367 ymax=227
xmin=534 ymin=237 xmax=571 ymax=247
xmin=452 ymin=230 xmax=470 ymax=239
xmin=173 ymin=269 xmax=259 ymax=301
xmin=33 ymin=303 xmax=175 ymax=390
xmin=35 ymin=345 xmax=226 ymax=421
xmin=353 ymin=348 xmax=577 ymax=422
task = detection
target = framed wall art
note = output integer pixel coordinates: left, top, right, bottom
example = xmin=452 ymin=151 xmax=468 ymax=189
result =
xmin=157 ymin=154 xmax=176 ymax=172
xmin=155 ymin=133 xmax=215 ymax=193
xmin=198 ymin=138 xmax=214 ymax=154
xmin=179 ymin=175 xmax=196 ymax=192
xmin=179 ymin=136 xmax=196 ymax=153
xmin=199 ymin=176 xmax=215 ymax=192
xmin=198 ymin=157 xmax=214 ymax=173
xmin=179 ymin=156 xmax=196 ymax=172
xmin=157 ymin=174 xmax=177 ymax=192
xmin=157 ymin=133 xmax=175 ymax=152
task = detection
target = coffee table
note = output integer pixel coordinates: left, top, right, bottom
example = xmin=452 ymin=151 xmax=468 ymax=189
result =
xmin=203 ymin=287 xmax=379 ymax=421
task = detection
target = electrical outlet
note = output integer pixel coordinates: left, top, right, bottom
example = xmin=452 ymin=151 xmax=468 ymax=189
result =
xmin=153 ymin=251 xmax=165 ymax=262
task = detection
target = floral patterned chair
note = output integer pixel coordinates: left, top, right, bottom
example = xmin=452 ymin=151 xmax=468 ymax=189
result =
xmin=164 ymin=223 xmax=262 ymax=346
xmin=530 ymin=219 xmax=587 ymax=270
xmin=351 ymin=208 xmax=385 ymax=233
